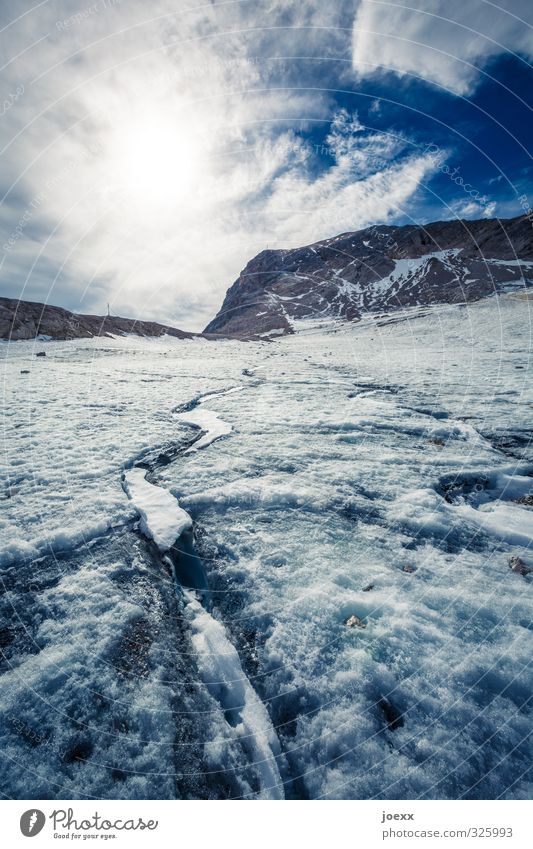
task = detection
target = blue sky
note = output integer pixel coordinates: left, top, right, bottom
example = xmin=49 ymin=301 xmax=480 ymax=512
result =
xmin=0 ymin=0 xmax=531 ymax=329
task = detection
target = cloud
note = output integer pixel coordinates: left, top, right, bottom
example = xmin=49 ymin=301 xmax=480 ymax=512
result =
xmin=352 ymin=0 xmax=533 ymax=96
xmin=258 ymin=109 xmax=439 ymax=245
xmin=448 ymin=198 xmax=497 ymax=219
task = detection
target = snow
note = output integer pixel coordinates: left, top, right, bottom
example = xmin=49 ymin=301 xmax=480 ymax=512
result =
xmin=260 ymin=327 xmax=286 ymax=337
xmin=366 ymin=250 xmax=463 ymax=306
xmin=1 ymin=291 xmax=532 ymax=800
xmin=122 ymin=466 xmax=192 ymax=550
xmin=490 ymin=258 xmax=533 ymax=268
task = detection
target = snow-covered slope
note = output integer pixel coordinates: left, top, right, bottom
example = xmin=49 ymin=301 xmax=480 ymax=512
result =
xmin=1 ymin=292 xmax=532 ymax=799
xmin=205 ymin=214 xmax=533 ymax=336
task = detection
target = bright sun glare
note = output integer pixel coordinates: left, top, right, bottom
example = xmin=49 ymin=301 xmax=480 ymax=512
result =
xmin=111 ymin=119 xmax=201 ymax=210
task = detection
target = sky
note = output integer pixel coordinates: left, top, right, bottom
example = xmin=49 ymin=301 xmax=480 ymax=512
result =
xmin=0 ymin=0 xmax=531 ymax=331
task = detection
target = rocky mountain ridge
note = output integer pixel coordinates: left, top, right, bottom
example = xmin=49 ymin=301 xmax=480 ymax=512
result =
xmin=0 ymin=297 xmax=195 ymax=342
xmin=204 ymin=215 xmax=533 ymax=336
xmin=4 ymin=215 xmax=533 ymax=342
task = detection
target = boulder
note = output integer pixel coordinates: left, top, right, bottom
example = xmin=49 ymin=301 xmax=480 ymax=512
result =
xmin=508 ymin=556 xmax=532 ymax=576
xmin=345 ymin=614 xmax=366 ymax=628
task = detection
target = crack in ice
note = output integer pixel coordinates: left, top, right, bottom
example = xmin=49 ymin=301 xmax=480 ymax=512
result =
xmin=122 ymin=395 xmax=285 ymax=799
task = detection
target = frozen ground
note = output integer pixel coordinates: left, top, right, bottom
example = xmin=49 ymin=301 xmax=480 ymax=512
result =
xmin=0 ymin=293 xmax=532 ymax=799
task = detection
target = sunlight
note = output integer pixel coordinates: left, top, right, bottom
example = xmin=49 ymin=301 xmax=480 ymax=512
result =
xmin=109 ymin=116 xmax=202 ymax=211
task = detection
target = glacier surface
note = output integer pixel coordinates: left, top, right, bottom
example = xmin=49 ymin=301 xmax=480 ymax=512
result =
xmin=1 ymin=293 xmax=532 ymax=799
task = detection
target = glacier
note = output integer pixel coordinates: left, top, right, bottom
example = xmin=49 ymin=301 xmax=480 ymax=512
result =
xmin=0 ymin=292 xmax=532 ymax=800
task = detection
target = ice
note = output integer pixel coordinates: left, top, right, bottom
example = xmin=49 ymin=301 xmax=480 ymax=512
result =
xmin=123 ymin=466 xmax=192 ymax=550
xmin=458 ymin=501 xmax=533 ymax=546
xmin=445 ymin=470 xmax=533 ymax=546
xmin=1 ymin=292 xmax=532 ymax=799
xmin=0 ymin=334 xmax=245 ymax=570
xmin=175 ymin=408 xmax=232 ymax=453
xmin=185 ymin=592 xmax=284 ymax=800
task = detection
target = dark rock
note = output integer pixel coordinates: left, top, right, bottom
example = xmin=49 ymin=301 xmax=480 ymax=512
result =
xmin=484 ymin=428 xmax=533 ymax=461
xmin=62 ymin=738 xmax=93 ymax=763
xmin=514 ymin=495 xmax=533 ymax=506
xmin=362 ymin=583 xmax=374 ymax=592
xmin=0 ymin=298 xmax=196 ymax=342
xmin=378 ymin=697 xmax=405 ymax=731
xmin=508 ymin=556 xmax=533 ymax=575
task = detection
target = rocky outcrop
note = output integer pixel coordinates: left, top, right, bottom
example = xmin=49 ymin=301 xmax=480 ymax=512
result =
xmin=204 ymin=215 xmax=533 ymax=336
xmin=0 ymin=298 xmax=195 ymax=341
xmin=508 ymin=556 xmax=532 ymax=576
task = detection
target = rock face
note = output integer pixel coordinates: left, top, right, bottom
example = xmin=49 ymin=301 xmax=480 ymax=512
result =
xmin=0 ymin=298 xmax=195 ymax=342
xmin=204 ymin=215 xmax=533 ymax=336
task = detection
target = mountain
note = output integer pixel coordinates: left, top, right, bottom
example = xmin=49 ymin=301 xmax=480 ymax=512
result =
xmin=0 ymin=297 xmax=195 ymax=341
xmin=204 ymin=215 xmax=533 ymax=336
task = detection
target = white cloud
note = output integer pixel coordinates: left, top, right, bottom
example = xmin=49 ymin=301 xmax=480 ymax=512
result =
xmin=260 ymin=111 xmax=439 ymax=245
xmin=449 ymin=198 xmax=497 ymax=219
xmin=352 ymin=0 xmax=533 ymax=96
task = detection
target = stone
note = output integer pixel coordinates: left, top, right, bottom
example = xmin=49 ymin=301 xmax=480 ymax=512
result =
xmin=378 ymin=697 xmax=405 ymax=731
xmin=508 ymin=556 xmax=532 ymax=575
xmin=514 ymin=494 xmax=533 ymax=506
xmin=345 ymin=614 xmax=366 ymax=628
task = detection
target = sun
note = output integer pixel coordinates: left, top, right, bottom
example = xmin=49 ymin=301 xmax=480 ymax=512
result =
xmin=109 ymin=116 xmax=202 ymax=211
